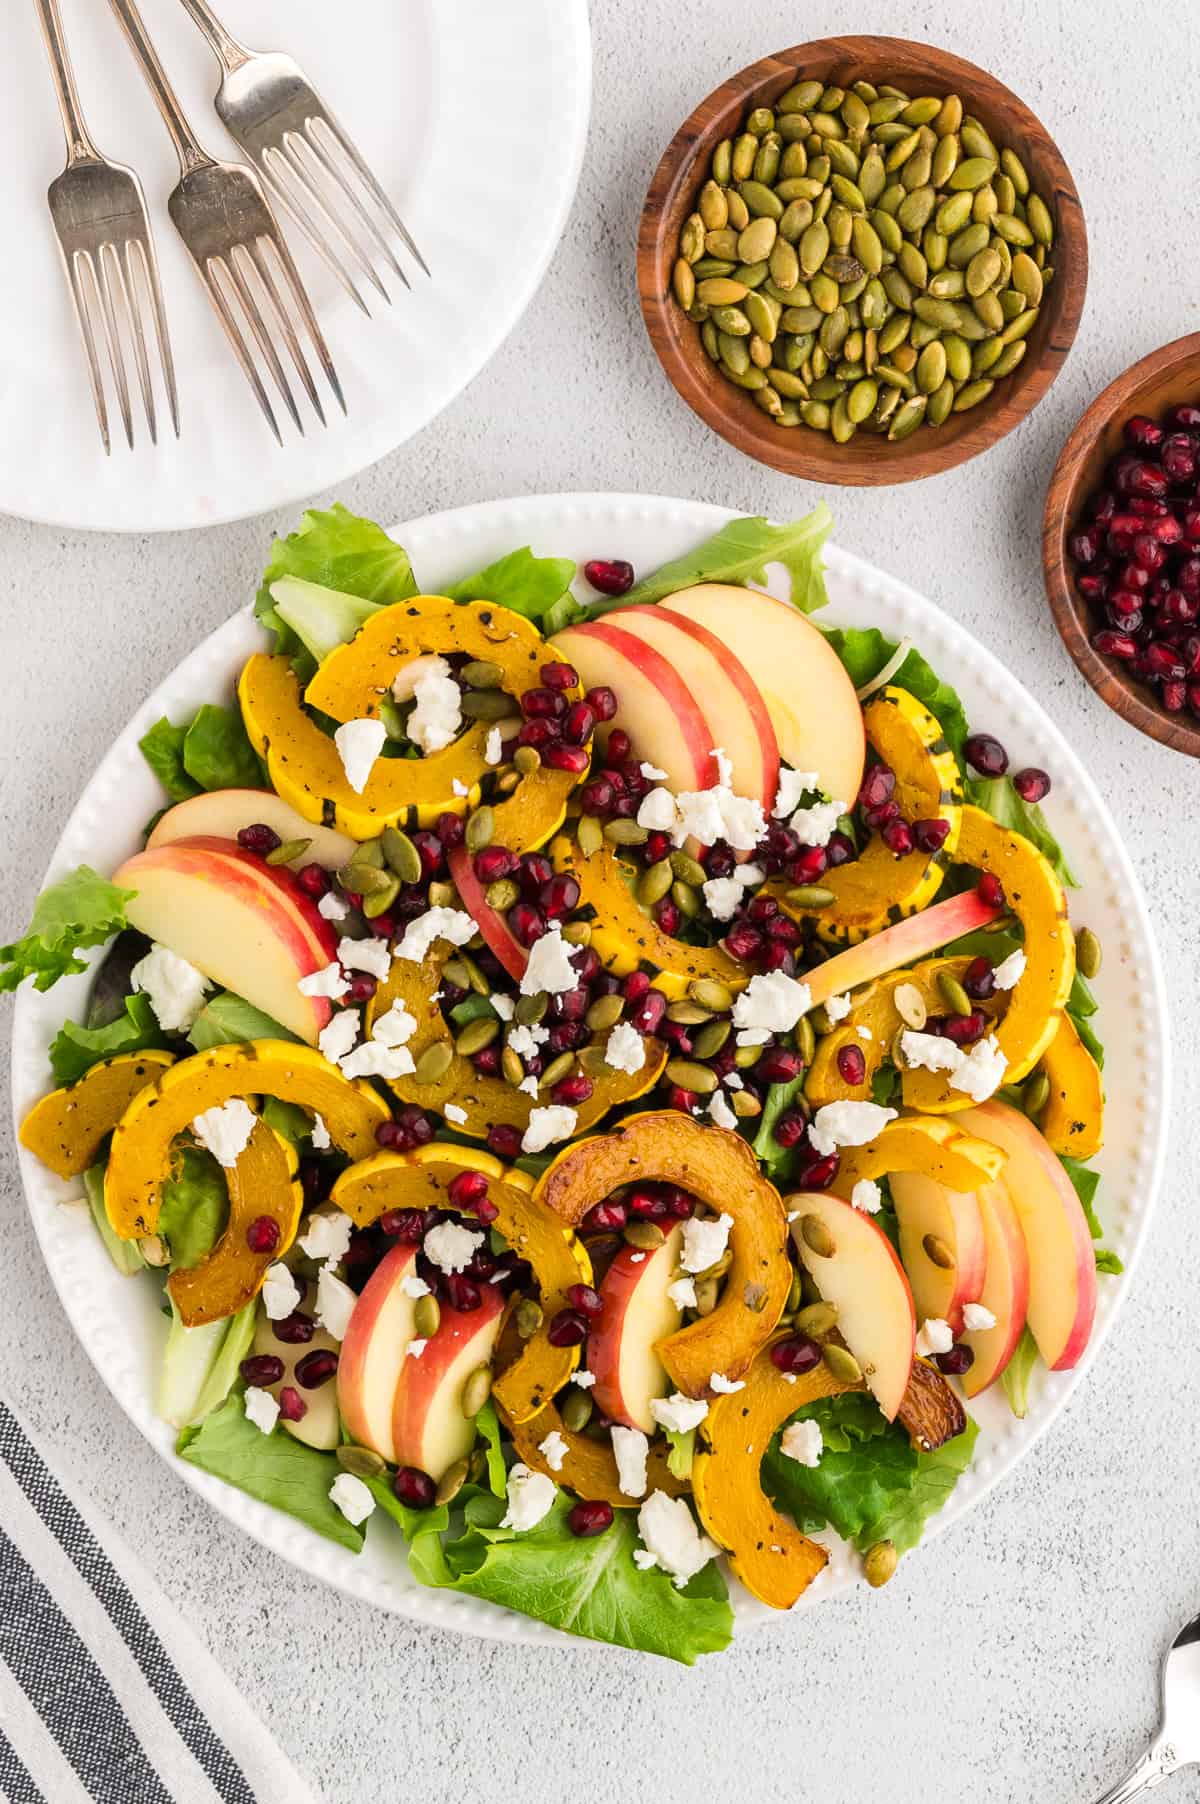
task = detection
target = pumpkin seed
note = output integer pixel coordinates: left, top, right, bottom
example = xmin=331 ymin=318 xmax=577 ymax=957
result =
xmin=936 ymin=970 xmax=973 ymax=1017
xmin=698 ymin=180 xmax=728 ymax=230
xmin=514 ymin=990 xmax=548 ymax=1026
xmin=362 ymin=876 xmax=399 ymax=919
xmin=501 ymin=1044 xmax=526 ymax=1088
xmin=577 ymin=812 xmax=603 ymax=857
xmin=671 ymin=880 xmax=701 ymax=920
xmin=711 ymin=304 xmax=751 ymax=337
xmin=730 ymin=1088 xmax=762 ymax=1119
xmin=484 ymin=878 xmax=519 ymax=914
xmin=893 ymin=982 xmax=927 ymax=1029
xmin=337 ymin=1444 xmax=386 ymax=1479
xmin=625 ymin=1221 xmax=665 ymax=1250
xmin=692 ymin=1019 xmax=731 ymax=1060
xmin=138 ymin=1233 xmax=168 ymax=1267
xmin=1075 ymin=926 xmax=1102 ymax=978
xmin=585 ymin=992 xmax=625 ymax=1034
xmin=341 ymin=860 xmax=391 ymax=897
xmin=693 ymin=1276 xmax=720 ymax=1317
xmin=795 ymin=1301 xmax=839 ymax=1338
xmin=604 ymin=819 xmax=649 ymax=846
xmin=796 ymin=1014 xmax=816 ymax=1065
xmin=864 ymin=1539 xmax=898 ymax=1588
xmin=667 ymin=999 xmax=712 ymax=1025
xmin=461 ymin=1365 xmax=493 ymax=1419
xmin=561 ymin=919 xmax=592 ymax=947
xmin=636 ymin=860 xmax=674 ymax=907
xmin=460 ymin=658 xmax=504 ymax=690
xmin=515 ymin=1299 xmax=543 ymax=1339
xmin=948 ymin=155 xmax=997 ymax=191
xmin=512 ymin=745 xmax=542 ymax=780
xmin=697 ymin=276 xmax=748 ymax=306
xmin=454 ymin=1016 xmax=499 ymax=1057
xmin=1023 ymin=1070 xmax=1050 ymax=1120
xmin=378 ymin=825 xmax=420 ymax=884
xmin=665 ymin=1059 xmax=719 ymax=1095
xmin=539 ymin=1051 xmax=576 ymax=1092
xmin=681 ymin=212 xmax=706 ymax=262
xmin=800 ymin=1214 xmax=835 ymax=1258
xmin=460 ymin=952 xmax=490 ymax=996
xmin=413 ymin=1041 xmax=454 ymax=1087
xmin=695 ymin=1247 xmax=733 ymax=1283
xmin=778 ymin=78 xmax=823 ymax=113
xmin=459 ymin=689 xmax=517 ymax=720
xmin=415 ymin=1293 xmax=442 ymax=1338
xmin=464 ymin=806 xmax=494 ymax=852
xmin=786 ymin=884 xmax=837 ymax=909
xmin=560 ymin=1388 xmax=593 ymax=1433
xmin=1027 ymin=193 xmax=1054 ymax=246
xmin=922 ymin=1232 xmax=955 ymax=1271
xmin=725 ymin=191 xmax=750 ymax=232
xmin=953 ymin=378 xmax=994 ymax=411
xmin=992 ymin=210 xmax=1034 ymax=247
xmin=435 ymin=1458 xmax=470 ymax=1506
xmin=823 ymin=1341 xmax=863 ymax=1383
xmin=265 ymin=837 xmax=312 ymax=867
xmin=687 ymin=976 xmax=733 ymax=1012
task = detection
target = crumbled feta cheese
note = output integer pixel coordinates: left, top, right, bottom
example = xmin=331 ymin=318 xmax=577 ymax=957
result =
xmin=948 ymin=1033 xmax=1008 ymax=1103
xmin=992 ymin=949 xmax=1026 ymax=990
xmin=571 ymin=1369 xmax=596 ymax=1389
xmin=338 ymin=935 xmax=392 ymax=981
xmin=243 ymin=1387 xmax=279 ymax=1435
xmin=780 ymin=1419 xmax=823 ymax=1467
xmin=629 ymin=1252 xmax=646 ymax=1264
xmin=393 ymin=906 xmax=476 ymax=964
xmin=604 ymin=1021 xmax=646 ymax=1074
xmin=316 ymin=1268 xmax=357 ymax=1341
xmin=640 ymin=761 xmax=669 ymax=782
xmin=261 ymin=1262 xmax=301 ymax=1321
xmin=310 ymin=1113 xmax=331 ymax=1150
xmin=407 ymin=655 xmax=463 ymax=754
xmin=452 ymin=779 xmax=469 ymax=798
xmin=711 ymin=748 xmax=734 ymax=787
xmin=334 ymin=718 xmax=386 ymax=794
xmin=773 ymin=768 xmax=822 ymax=818
xmin=131 ymin=944 xmax=211 ymax=1032
xmin=500 ymin=1464 xmax=557 ymax=1532
xmin=680 ymin=1211 xmax=733 ymax=1273
xmin=484 ymin=727 xmax=503 ymax=766
xmin=915 ymin=1317 xmax=954 ymax=1358
xmin=723 ymin=1071 xmax=743 ymax=1089
xmin=709 ymin=1372 xmax=745 ymax=1394
xmin=824 ymin=992 xmax=852 ymax=1023
xmin=667 ymin=1276 xmax=697 ymax=1311
xmin=390 ymin=653 xmax=447 ymax=702
xmin=443 ymin=1103 xmax=468 ymax=1125
xmin=808 ymin=1100 xmax=897 ymax=1158
xmin=637 ymin=787 xmax=679 ymax=833
xmin=787 ymin=798 xmax=846 ymax=847
xmin=329 ymin=1473 xmax=376 ymax=1526
xmin=507 ymin=1021 xmax=549 ymax=1059
xmin=649 ymin=1393 xmax=709 ymax=1434
xmin=521 ymin=1104 xmax=578 ymax=1154
xmin=611 ymin=1426 xmax=650 ymax=1498
xmin=489 ymin=992 xmax=515 ymax=1021
xmin=707 ymin=1089 xmax=738 ymax=1131
xmin=850 ymin=1179 xmax=883 ymax=1214
xmin=901 ymin=1029 xmax=964 ymax=1074
xmin=399 ymin=1273 xmax=431 ymax=1299
xmin=519 ymin=925 xmax=577 ymax=997
xmin=317 ymin=890 xmax=349 ymax=922
xmin=370 ymin=1001 xmax=418 ymax=1048
xmin=423 ymin=1220 xmax=484 ymax=1274
xmin=518 ymin=1074 xmax=539 ymax=1097
xmin=299 ymin=961 xmax=352 ymax=1001
xmin=857 ymin=1026 xmax=873 ymax=1041
xmin=538 ymin=1431 xmax=569 ymax=1473
xmin=191 ymin=1098 xmax=256 ymax=1168
xmin=731 ymin=971 xmax=812 ymax=1045
xmin=702 ymin=876 xmax=742 ymax=922
xmin=962 ymin=1302 xmax=997 ymax=1332
xmin=298 ymin=1209 xmax=353 ymax=1264
xmin=635 ymin=1491 xmax=719 ymax=1587
xmin=405 ymin=1338 xmax=427 ymax=1360
xmin=338 ymin=1040 xmax=415 ymax=1082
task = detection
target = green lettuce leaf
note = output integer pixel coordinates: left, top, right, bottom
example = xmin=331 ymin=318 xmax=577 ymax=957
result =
xmin=612 ymin=505 xmax=833 ymax=615
xmin=188 ymin=990 xmax=298 ymax=1051
xmin=178 ymin=1393 xmax=365 ymax=1552
xmin=366 ymin=1474 xmax=449 ymax=1542
xmin=181 ymin=704 xmax=264 ymax=792
xmin=186 ymin=1304 xmax=257 ymax=1427
xmin=262 ymin=1098 xmax=316 ymax=1145
xmin=664 ymin=1428 xmax=696 ymax=1480
xmin=1 ymin=867 xmax=135 ymax=994
xmin=965 ymin=775 xmax=1078 ymax=888
xmin=753 ymin=1078 xmax=804 ymax=1185
xmin=1001 ymin=1325 xmax=1040 ymax=1419
xmin=159 ymin=1146 xmax=229 ymax=1271
xmin=407 ymin=1489 xmax=731 ymax=1663
xmin=255 ymin=505 xmax=416 ymax=663
xmin=82 ymin=1163 xmax=145 ymax=1277
xmin=473 ymin=1399 xmax=508 ymax=1498
xmin=139 ymin=719 xmax=201 ymax=803
xmin=49 ymin=992 xmax=166 ymax=1086
xmin=1060 ymin=1154 xmax=1123 ymax=1273
xmin=822 ymin=627 xmax=970 ymax=760
xmin=443 ymin=547 xmax=577 ymax=622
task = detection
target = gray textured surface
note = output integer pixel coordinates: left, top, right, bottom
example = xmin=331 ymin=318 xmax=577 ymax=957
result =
xmin=1 ymin=2 xmax=1196 ymax=1800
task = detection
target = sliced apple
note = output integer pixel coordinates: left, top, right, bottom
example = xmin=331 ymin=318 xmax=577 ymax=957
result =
xmin=891 ymin=1171 xmax=987 ymax=1335
xmin=956 ymin=1100 xmax=1097 ymax=1371
xmin=336 ymin=1243 xmax=420 ymax=1461
xmin=660 ymin=583 xmax=865 ymax=804
xmin=391 ymin=1284 xmax=506 ymax=1481
xmin=549 ymin=619 xmax=715 ymax=794
xmin=588 ymin=1223 xmax=684 ymax=1433
xmin=805 ymin=885 xmax=1003 ymax=1009
xmin=446 ymin=843 xmax=528 ymax=982
xmin=254 ymin=1281 xmax=340 ymax=1451
xmin=961 ymin=1182 xmax=1031 ymax=1396
xmin=147 ymin=790 xmax=356 ymax=870
xmin=112 ymin=835 xmax=337 ymax=1045
xmin=788 ymin=1191 xmax=915 ymax=1420
xmin=602 ymin=605 xmax=779 ymax=813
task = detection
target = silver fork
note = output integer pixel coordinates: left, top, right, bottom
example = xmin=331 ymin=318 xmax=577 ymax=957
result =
xmin=105 ymin=0 xmax=343 ymax=442
xmin=174 ymin=0 xmax=428 ymax=316
xmin=34 ymin=0 xmax=178 ymax=452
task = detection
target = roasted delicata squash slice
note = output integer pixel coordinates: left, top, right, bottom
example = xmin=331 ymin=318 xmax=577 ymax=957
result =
xmin=497 ymin=1395 xmax=687 ymax=1505
xmin=773 ymin=687 xmax=964 ymax=945
xmin=20 ymin=1050 xmax=176 ymax=1179
xmin=535 ymin=1111 xmax=790 ymax=1397
xmin=902 ymin=806 xmax=1075 ymax=1107
xmin=104 ymin=1041 xmax=389 ymax=1239
xmin=167 ymin=1118 xmax=303 ymax=1327
xmin=364 ymin=944 xmax=667 ymax=1140
xmin=332 ymin=1143 xmax=591 ymax=1422
xmin=1035 ymin=1011 xmax=1104 ymax=1158
xmin=692 ymin=1342 xmax=855 ymax=1609
xmin=833 ymin=1115 xmax=1006 ymax=1196
xmin=548 ymin=835 xmax=747 ymax=1001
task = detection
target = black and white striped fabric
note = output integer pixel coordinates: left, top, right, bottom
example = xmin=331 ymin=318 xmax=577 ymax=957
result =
xmin=0 ymin=1402 xmax=319 ymax=1804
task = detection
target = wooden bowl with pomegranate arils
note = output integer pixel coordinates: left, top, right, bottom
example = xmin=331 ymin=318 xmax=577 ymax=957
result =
xmin=637 ymin=36 xmax=1088 ymax=487
xmin=1043 ymin=332 xmax=1200 ymax=758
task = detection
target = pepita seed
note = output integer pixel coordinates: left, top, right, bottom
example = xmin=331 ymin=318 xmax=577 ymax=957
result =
xmin=464 ymin=806 xmax=495 ymax=852
xmin=460 ymin=689 xmax=518 ymax=720
xmin=577 ymin=813 xmax=603 ymax=857
xmin=560 ymin=1388 xmax=593 ymax=1433
xmin=415 ymin=1293 xmax=442 ymax=1338
xmin=454 ymin=1016 xmax=499 ymax=1057
xmin=864 ymin=1539 xmax=898 ymax=1588
xmin=460 ymin=953 xmax=490 ymax=996
xmin=666 ymin=999 xmax=712 ymax=1025
xmin=922 ymin=1232 xmax=956 ymax=1271
xmin=379 ymin=825 xmax=421 ymax=884
xmin=341 ymin=861 xmax=391 ymax=896
xmin=266 ymin=837 xmax=311 ymax=866
xmin=435 ymin=1458 xmax=470 ymax=1506
xmin=138 ymin=1233 xmax=168 ymax=1267
xmin=786 ymin=883 xmax=837 ymax=909
xmin=604 ymin=819 xmax=649 ymax=847
xmin=730 ymin=1088 xmax=762 ymax=1119
xmin=337 ymin=1444 xmax=386 ymax=1479
xmin=362 ymin=876 xmax=399 ymax=919
xmin=485 ymin=878 xmax=520 ymax=913
xmin=625 ymin=1221 xmax=665 ymax=1250
xmin=665 ymin=1058 xmax=719 ymax=1095
xmin=936 ymin=970 xmax=973 ymax=1017
xmin=461 ymin=658 xmax=504 ymax=690
xmin=1023 ymin=1070 xmax=1051 ymax=1120
xmin=515 ymin=1299 xmax=544 ymax=1340
xmin=893 ymin=982 xmax=927 ymax=1029
xmin=693 ymin=1276 xmax=720 ymax=1317
xmin=461 ymin=1365 xmax=493 ymax=1420
xmin=502 ymin=1045 xmax=526 ymax=1088
xmin=692 ymin=1019 xmax=731 ymax=1060
xmin=822 ymin=1341 xmax=863 ymax=1384
xmin=1075 ymin=926 xmax=1102 ymax=978
xmin=671 ymin=880 xmax=701 ymax=919
xmin=800 ymin=1214 xmax=836 ymax=1258
xmin=795 ymin=1301 xmax=839 ymax=1338
xmin=796 ymin=1015 xmax=816 ymax=1065
xmin=561 ymin=919 xmax=592 ymax=948
xmin=539 ymin=1051 xmax=576 ymax=1091
xmin=696 ymin=1248 xmax=733 ymax=1283
xmin=514 ymin=990 xmax=548 ymax=1026
xmin=585 ymin=992 xmax=625 ymax=1034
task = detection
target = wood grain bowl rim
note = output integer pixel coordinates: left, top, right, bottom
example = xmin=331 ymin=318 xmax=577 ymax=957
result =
xmin=637 ymin=35 xmax=1089 ymax=487
xmin=1043 ymin=331 xmax=1200 ymax=758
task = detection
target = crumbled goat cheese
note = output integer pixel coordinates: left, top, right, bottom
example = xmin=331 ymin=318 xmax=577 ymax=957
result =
xmin=489 ymin=993 xmax=515 ymax=1021
xmin=851 ymin=1179 xmax=883 ymax=1214
xmin=443 ymin=1103 xmax=468 ymax=1125
xmin=731 ymin=971 xmax=812 ymax=1045
xmin=484 ymin=727 xmax=503 ymax=766
xmin=407 ymin=656 xmax=463 ymax=754
xmin=636 ymin=787 xmax=680 ymax=833
xmin=310 ymin=1113 xmax=331 ymax=1150
xmin=538 ymin=1431 xmax=569 ymax=1473
xmin=707 ymin=1089 xmax=738 ymax=1130
xmin=604 ymin=1021 xmax=646 ymax=1074
xmin=702 ymin=877 xmax=742 ymax=922
xmin=334 ymin=719 xmax=386 ymax=794
xmin=518 ymin=1075 xmax=539 ymax=1097
xmin=901 ymin=1029 xmax=965 ymax=1073
xmin=962 ymin=1302 xmax=997 ymax=1331
xmin=947 ymin=1033 xmax=1007 ymax=1103
xmin=452 ymin=779 xmax=469 ymax=797
xmin=338 ymin=1040 xmax=414 ymax=1082
xmin=329 ymin=1473 xmax=376 ymax=1526
xmin=781 ymin=1420 xmax=823 ymax=1467
xmin=298 ymin=1210 xmax=353 ymax=1264
xmin=405 ymin=1339 xmax=427 ymax=1360
xmin=571 ymin=1369 xmax=596 ymax=1389
xmin=611 ymin=1426 xmax=650 ymax=1498
xmin=680 ymin=1211 xmax=733 ymax=1274
xmin=521 ymin=1105 xmax=578 ymax=1155
xmin=316 ymin=1268 xmax=357 ymax=1341
xmin=773 ymin=768 xmax=822 ymax=818
xmin=635 ymin=1491 xmax=719 ymax=1587
xmin=394 ymin=906 xmax=476 ymax=964
xmin=507 ymin=1021 xmax=549 ymax=1059
xmin=131 ymin=945 xmax=211 ymax=1032
xmin=370 ymin=1001 xmax=418 ymax=1048
xmin=317 ymin=891 xmax=349 ymax=922
xmin=338 ymin=936 xmax=392 ymax=981
xmin=824 ymin=992 xmax=852 ymax=1022
xmin=915 ymin=1317 xmax=954 ymax=1358
xmin=500 ymin=1463 xmax=557 ymax=1531
xmin=519 ymin=925 xmax=577 ymax=997
xmin=992 ymin=949 xmax=1026 ymax=990
xmin=400 ymin=1274 xmax=431 ymax=1299
xmin=299 ymin=961 xmax=352 ymax=1001
xmin=667 ymin=1276 xmax=697 ymax=1311
xmin=423 ymin=1221 xmax=484 ymax=1274
xmin=191 ymin=1098 xmax=256 ymax=1168
xmin=390 ymin=653 xmax=447 ymax=702
xmin=709 ymin=1372 xmax=745 ymax=1394
xmin=857 ymin=1026 xmax=873 ymax=1041
xmin=723 ymin=1071 xmax=743 ymax=1089
xmin=787 ymin=797 xmax=846 ymax=847
xmin=243 ymin=1387 xmax=279 ymax=1435
xmin=640 ymin=761 xmax=669 ymax=781
xmin=650 ymin=1393 xmax=709 ymax=1434
xmin=261 ymin=1263 xmax=301 ymax=1321
xmin=808 ymin=1100 xmax=898 ymax=1158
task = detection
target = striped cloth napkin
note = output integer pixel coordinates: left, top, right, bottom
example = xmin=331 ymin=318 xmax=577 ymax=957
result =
xmin=0 ymin=1400 xmax=320 ymax=1804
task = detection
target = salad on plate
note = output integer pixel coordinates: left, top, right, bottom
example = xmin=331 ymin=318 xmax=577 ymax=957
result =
xmin=3 ymin=502 xmax=1116 ymax=1663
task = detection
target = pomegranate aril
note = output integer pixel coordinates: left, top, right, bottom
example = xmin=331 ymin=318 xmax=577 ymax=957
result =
xmin=788 ymin=845 xmax=829 ymax=882
xmin=394 ymin=1467 xmax=437 ymax=1509
xmin=521 ymin=686 xmax=564 ymax=719
xmin=662 ymin=1185 xmax=695 ymax=1219
xmin=435 ymin=810 xmax=465 ymax=849
xmin=240 ymin=1354 xmax=284 ymax=1386
xmin=857 ymin=762 xmax=896 ymax=811
xmin=862 ymin=799 xmax=900 ymax=830
xmin=643 ymin=830 xmax=672 ymax=865
xmin=540 ymin=660 xmax=579 ymax=691
xmin=963 ymin=955 xmax=996 ymax=1000
xmin=411 ymin=831 xmax=445 ymax=878
xmin=472 ymin=1045 xmax=502 ymax=1077
xmin=964 ymin=733 xmax=1008 ymax=776
xmin=1124 ymin=414 xmax=1164 ymax=451
xmin=543 ymin=743 xmax=590 ymax=773
xmin=507 ymin=901 xmax=546 ymax=948
xmin=977 ymin=872 xmax=1005 ymax=909
xmin=770 ymin=1336 xmax=822 ymax=1375
xmin=1161 ymin=436 xmax=1197 ymax=484
xmin=943 ymin=1009 xmax=988 ymax=1045
xmin=1107 ymin=588 xmax=1143 ymax=618
xmin=518 ymin=717 xmax=557 ymax=750
xmin=473 ymin=845 xmax=518 ymax=884
xmin=724 ymin=920 xmax=764 ymax=963
xmin=667 ymin=1084 xmax=696 ymax=1113
xmin=1069 ymin=527 xmax=1102 ymax=565
xmin=581 ymin=1199 xmax=627 ymax=1233
xmin=825 ymin=830 xmax=855 ymax=867
xmin=758 ymin=1045 xmax=803 ymax=1083
xmin=245 ymin=1215 xmax=281 ymax=1255
xmin=880 ymin=819 xmax=914 ymax=855
xmin=1130 ymin=535 xmax=1167 ymax=574
xmin=704 ymin=844 xmax=736 ymax=878
xmin=272 ymin=1310 xmax=316 ymax=1345
xmin=296 ymin=862 xmax=330 ymax=898
xmin=766 ymin=914 xmax=801 ymax=946
xmin=836 ymin=1045 xmax=867 ymax=1085
xmin=580 ymin=777 xmax=614 ymax=816
xmin=623 ymin=970 xmax=651 ymax=1005
xmin=796 ymin=1151 xmax=839 ymax=1189
xmin=1119 ymin=459 xmax=1169 ymax=500
xmin=487 ymin=1124 xmax=523 ymax=1160
xmin=447 ymin=1170 xmax=489 ymax=1210
xmin=547 ymin=1307 xmax=589 ymax=1347
xmin=540 ymin=873 xmax=580 ymax=918
xmin=912 ymin=817 xmax=950 ymax=853
xmin=562 ymin=701 xmax=597 ymax=744
xmin=1164 ymin=680 xmax=1188 ymax=713
xmin=295 ymin=1348 xmax=338 ymax=1389
xmin=584 ymin=558 xmax=635 ymax=596
xmin=605 ymin=728 xmax=631 ymax=763
xmin=1013 ymin=767 xmax=1050 ymax=803
xmin=653 ymin=898 xmax=681 ymax=935
xmin=772 ymin=1106 xmax=808 ymax=1149
xmin=567 ymin=1283 xmax=604 ymax=1319
xmin=1092 ymin=629 xmax=1139 ymax=660
xmin=444 ymin=1274 xmax=482 ymax=1312
xmin=584 ymin=685 xmax=618 ymax=722
xmin=346 ymin=971 xmax=377 ymax=1004
xmin=935 ymin=1344 xmax=975 ymax=1377
xmin=554 ymin=1073 xmax=594 ymax=1106
xmin=569 ymin=1499 xmax=615 ymax=1537
xmin=237 ymin=822 xmax=281 ymax=855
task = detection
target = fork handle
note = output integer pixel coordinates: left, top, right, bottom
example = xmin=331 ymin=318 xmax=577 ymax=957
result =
xmin=1094 ymin=1737 xmax=1182 ymax=1804
xmin=173 ymin=0 xmax=251 ymax=73
xmin=33 ymin=0 xmax=99 ymax=162
xmin=104 ymin=0 xmax=214 ymax=173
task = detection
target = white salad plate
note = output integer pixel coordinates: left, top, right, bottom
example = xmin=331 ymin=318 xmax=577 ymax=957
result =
xmin=11 ymin=492 xmax=1168 ymax=1650
xmin=1 ymin=0 xmax=590 ymax=533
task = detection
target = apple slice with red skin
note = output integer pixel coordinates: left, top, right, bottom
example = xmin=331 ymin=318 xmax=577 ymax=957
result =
xmin=659 ymin=583 xmax=866 ymax=805
xmin=588 ymin=1223 xmax=684 ymax=1433
xmin=789 ymin=1191 xmax=915 ymax=1420
xmin=112 ymin=835 xmax=338 ymax=1044
xmin=549 ymin=620 xmax=716 ymax=795
xmin=891 ymin=1171 xmax=988 ymax=1335
xmin=961 ymin=1181 xmax=1031 ymax=1396
xmin=147 ymin=789 xmax=356 ymax=870
xmin=336 ymin=1243 xmax=421 ymax=1462
xmin=447 ymin=843 xmax=528 ymax=983
xmin=955 ymin=1100 xmax=1097 ymax=1371
xmin=391 ymin=1283 xmax=506 ymax=1481
xmin=254 ymin=1281 xmax=340 ymax=1451
xmin=804 ymin=886 xmax=1003 ymax=1010
xmin=601 ymin=605 xmax=780 ymax=814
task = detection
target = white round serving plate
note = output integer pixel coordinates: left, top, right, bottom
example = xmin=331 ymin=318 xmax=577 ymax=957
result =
xmin=12 ymin=492 xmax=1168 ymax=1651
xmin=0 ymin=0 xmax=589 ymax=533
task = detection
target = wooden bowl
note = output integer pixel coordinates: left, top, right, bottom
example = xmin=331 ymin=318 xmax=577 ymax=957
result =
xmin=637 ymin=36 xmax=1087 ymax=486
xmin=1043 ymin=332 xmax=1200 ymax=758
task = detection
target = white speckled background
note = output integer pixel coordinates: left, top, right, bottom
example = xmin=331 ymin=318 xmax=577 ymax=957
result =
xmin=2 ymin=1 xmax=1196 ymax=1799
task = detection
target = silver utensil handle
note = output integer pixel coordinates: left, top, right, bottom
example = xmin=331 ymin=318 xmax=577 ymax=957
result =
xmin=104 ymin=0 xmax=212 ymax=172
xmin=32 ymin=0 xmax=98 ymax=161
xmin=1095 ymin=1740 xmax=1180 ymax=1804
xmin=173 ymin=0 xmax=250 ymax=73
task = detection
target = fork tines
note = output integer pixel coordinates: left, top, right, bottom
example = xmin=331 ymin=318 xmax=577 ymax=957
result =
xmin=61 ymin=229 xmax=179 ymax=455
